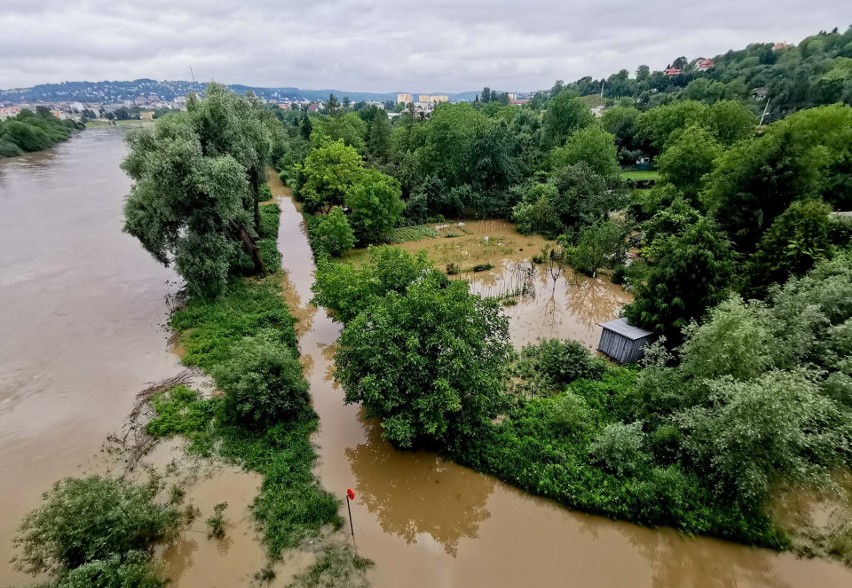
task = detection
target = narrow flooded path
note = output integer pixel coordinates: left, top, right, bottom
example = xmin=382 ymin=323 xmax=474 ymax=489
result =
xmin=272 ymin=183 xmax=852 ymax=587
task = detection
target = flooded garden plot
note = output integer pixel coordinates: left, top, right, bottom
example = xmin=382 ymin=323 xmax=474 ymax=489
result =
xmin=346 ymin=219 xmax=631 ymax=348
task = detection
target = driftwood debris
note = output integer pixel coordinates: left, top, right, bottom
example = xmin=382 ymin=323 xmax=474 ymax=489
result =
xmin=107 ymin=369 xmax=196 ymax=471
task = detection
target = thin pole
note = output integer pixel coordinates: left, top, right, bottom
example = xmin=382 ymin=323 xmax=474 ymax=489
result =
xmin=346 ymin=495 xmax=356 ymax=549
xmin=759 ymin=97 xmax=771 ymax=126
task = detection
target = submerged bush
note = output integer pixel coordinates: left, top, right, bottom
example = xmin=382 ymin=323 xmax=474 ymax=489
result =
xmin=56 ymin=552 xmax=164 ymax=588
xmin=312 ymin=207 xmax=355 ymax=257
xmin=517 ymin=338 xmax=606 ymax=392
xmin=13 ymin=476 xmax=179 ymax=578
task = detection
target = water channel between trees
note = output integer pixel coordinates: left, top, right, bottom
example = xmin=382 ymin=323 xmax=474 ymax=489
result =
xmin=0 ymin=128 xmax=850 ymax=587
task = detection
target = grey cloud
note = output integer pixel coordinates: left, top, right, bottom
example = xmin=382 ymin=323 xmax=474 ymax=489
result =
xmin=0 ymin=1 xmax=850 ymax=91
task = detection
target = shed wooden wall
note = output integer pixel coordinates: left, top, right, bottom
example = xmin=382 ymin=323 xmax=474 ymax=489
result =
xmin=597 ymin=329 xmax=653 ymax=364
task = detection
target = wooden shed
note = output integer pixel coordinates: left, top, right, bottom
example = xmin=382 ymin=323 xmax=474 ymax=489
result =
xmin=597 ymin=318 xmax=654 ymax=364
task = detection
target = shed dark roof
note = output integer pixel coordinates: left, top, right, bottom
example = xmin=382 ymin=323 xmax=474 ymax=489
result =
xmin=599 ymin=317 xmax=653 ymax=340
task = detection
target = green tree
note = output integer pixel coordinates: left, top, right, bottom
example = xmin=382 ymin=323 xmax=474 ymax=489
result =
xmin=677 ymin=371 xmax=848 ymax=505
xmin=299 ymin=139 xmax=364 ymax=213
xmin=678 ymin=296 xmax=778 ymax=382
xmin=703 ymin=100 xmax=756 ymax=146
xmin=312 ymin=207 xmax=355 ymax=257
xmin=626 ymin=217 xmax=736 ymax=344
xmin=550 ymin=125 xmax=620 ymax=179
xmin=211 ymin=333 xmax=310 ymax=428
xmin=542 ymin=91 xmax=594 ymax=148
xmin=656 ymin=125 xmax=721 ymax=204
xmin=346 ymin=169 xmax=405 ymax=244
xmin=312 ymin=246 xmax=434 ymax=324
xmin=565 ymin=220 xmax=627 ymax=277
xmin=366 ymin=109 xmax=392 ymax=163
xmin=553 ymin=162 xmax=627 ymax=232
xmin=13 ymin=476 xmax=179 ymax=578
xmin=636 ymin=100 xmax=709 ymax=154
xmin=743 ymin=199 xmax=833 ymax=297
xmin=419 ymin=103 xmax=488 ymax=189
xmin=600 ymin=106 xmax=641 ymax=153
xmin=122 ymin=112 xmax=266 ymax=298
xmin=512 ymin=182 xmax=564 ymax=238
xmin=312 ymin=112 xmax=367 ymax=152
xmin=334 ymin=274 xmax=511 ymax=448
xmin=702 ymin=128 xmax=826 ymax=253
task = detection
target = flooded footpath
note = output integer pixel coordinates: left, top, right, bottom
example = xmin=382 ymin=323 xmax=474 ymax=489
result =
xmin=1 ymin=133 xmax=851 ymax=587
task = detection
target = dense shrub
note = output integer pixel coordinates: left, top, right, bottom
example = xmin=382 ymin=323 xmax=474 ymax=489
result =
xmin=13 ymin=476 xmax=179 ymax=578
xmin=588 ymin=421 xmax=649 ymax=476
xmin=212 ymin=333 xmax=310 ymax=428
xmin=312 ymin=207 xmax=355 ymax=257
xmin=56 ymin=552 xmax=164 ymax=588
xmin=516 ymin=338 xmax=606 ymax=392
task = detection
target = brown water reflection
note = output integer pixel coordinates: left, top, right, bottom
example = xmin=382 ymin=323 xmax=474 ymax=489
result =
xmin=466 ymin=260 xmax=631 ymax=348
xmin=346 ymin=418 xmax=495 ymax=555
xmin=0 ymin=129 xmax=183 ymax=586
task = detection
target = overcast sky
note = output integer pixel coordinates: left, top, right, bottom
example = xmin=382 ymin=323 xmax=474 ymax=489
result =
xmin=1 ymin=1 xmax=850 ymax=92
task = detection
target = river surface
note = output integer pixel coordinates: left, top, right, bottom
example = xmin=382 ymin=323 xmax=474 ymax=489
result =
xmin=1 ymin=131 xmax=851 ymax=587
xmin=0 ymin=128 xmax=183 ymax=585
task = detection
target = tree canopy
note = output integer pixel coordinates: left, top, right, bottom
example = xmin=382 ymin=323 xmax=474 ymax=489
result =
xmin=122 ymin=84 xmax=276 ymax=298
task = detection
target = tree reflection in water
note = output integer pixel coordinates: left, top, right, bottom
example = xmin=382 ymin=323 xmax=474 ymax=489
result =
xmin=345 ymin=418 xmax=496 ymax=556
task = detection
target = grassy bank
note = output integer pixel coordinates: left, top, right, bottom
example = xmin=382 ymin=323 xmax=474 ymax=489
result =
xmin=147 ymin=202 xmax=342 ymax=570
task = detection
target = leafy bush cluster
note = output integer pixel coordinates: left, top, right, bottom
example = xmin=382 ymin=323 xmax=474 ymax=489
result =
xmin=13 ymin=476 xmax=180 ymax=586
xmin=314 ymin=246 xmax=512 ymax=449
xmin=511 ymin=338 xmax=606 ymax=395
xmin=465 ymin=253 xmax=852 ymax=549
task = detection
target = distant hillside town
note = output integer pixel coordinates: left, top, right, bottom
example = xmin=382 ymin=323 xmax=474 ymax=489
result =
xmin=0 ymin=79 xmax=491 ymax=122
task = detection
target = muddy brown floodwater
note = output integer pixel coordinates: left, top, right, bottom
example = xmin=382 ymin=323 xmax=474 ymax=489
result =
xmin=2 ymin=134 xmax=851 ymax=588
xmin=0 ymin=128 xmax=183 ymax=585
xmin=273 ymin=189 xmax=852 ymax=587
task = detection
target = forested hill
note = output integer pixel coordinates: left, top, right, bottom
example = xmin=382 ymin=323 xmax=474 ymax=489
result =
xmin=548 ymin=26 xmax=852 ymax=122
xmin=0 ymin=79 xmax=478 ymax=105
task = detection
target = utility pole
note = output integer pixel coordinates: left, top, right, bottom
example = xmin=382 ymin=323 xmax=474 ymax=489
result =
xmin=600 ymin=80 xmax=605 ymax=99
xmin=759 ymin=97 xmax=771 ymax=126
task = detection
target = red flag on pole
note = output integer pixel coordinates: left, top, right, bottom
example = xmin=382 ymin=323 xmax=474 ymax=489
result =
xmin=347 ymin=488 xmax=356 ymax=500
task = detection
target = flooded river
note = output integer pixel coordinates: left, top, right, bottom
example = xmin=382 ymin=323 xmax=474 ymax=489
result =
xmin=1 ymin=131 xmax=851 ymax=587
xmin=0 ymin=128 xmax=182 ymax=586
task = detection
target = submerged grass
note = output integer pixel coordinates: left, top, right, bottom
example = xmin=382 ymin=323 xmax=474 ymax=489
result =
xmin=287 ymin=543 xmax=373 ymax=588
xmin=154 ymin=267 xmax=341 ymax=561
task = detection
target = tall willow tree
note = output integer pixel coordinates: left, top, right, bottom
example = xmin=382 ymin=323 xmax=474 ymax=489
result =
xmin=122 ymin=84 xmax=272 ymax=298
